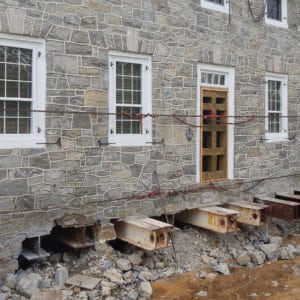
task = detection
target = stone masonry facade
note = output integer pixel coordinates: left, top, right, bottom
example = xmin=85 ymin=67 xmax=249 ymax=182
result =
xmin=0 ymin=0 xmax=300 ymax=277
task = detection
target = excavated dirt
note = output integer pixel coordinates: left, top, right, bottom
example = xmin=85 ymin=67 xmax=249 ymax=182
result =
xmin=152 ymin=235 xmax=300 ymax=300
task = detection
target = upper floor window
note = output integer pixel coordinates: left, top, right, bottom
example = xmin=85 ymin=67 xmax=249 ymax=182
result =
xmin=265 ymin=74 xmax=288 ymax=142
xmin=265 ymin=0 xmax=288 ymax=28
xmin=0 ymin=34 xmax=45 ymax=149
xmin=201 ymin=0 xmax=229 ymax=14
xmin=109 ymin=51 xmax=152 ymax=146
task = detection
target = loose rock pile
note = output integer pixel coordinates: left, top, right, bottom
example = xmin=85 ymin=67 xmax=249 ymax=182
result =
xmin=0 ymin=219 xmax=299 ymax=300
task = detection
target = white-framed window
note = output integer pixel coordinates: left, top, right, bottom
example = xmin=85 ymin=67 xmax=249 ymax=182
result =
xmin=0 ymin=33 xmax=45 ymax=149
xmin=108 ymin=51 xmax=152 ymax=146
xmin=265 ymin=74 xmax=288 ymax=142
xmin=265 ymin=0 xmax=288 ymax=28
xmin=201 ymin=0 xmax=229 ymax=14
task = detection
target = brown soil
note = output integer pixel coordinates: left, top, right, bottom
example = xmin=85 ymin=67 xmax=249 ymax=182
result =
xmin=152 ymin=236 xmax=300 ymax=300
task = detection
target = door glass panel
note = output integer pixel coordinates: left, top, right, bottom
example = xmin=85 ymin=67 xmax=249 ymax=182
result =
xmin=203 ymin=131 xmax=212 ymax=148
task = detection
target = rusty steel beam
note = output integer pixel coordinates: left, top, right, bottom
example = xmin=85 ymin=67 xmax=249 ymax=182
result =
xmin=53 ymin=214 xmax=99 ymax=249
xmin=254 ymin=196 xmax=300 ymax=220
xmin=115 ymin=217 xmax=172 ymax=251
xmin=21 ymin=236 xmax=50 ymax=261
xmin=224 ymin=201 xmax=268 ymax=226
xmin=275 ymin=193 xmax=300 ymax=204
xmin=175 ymin=206 xmax=238 ymax=233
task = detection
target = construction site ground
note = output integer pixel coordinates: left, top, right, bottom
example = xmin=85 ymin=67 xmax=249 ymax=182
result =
xmin=152 ymin=234 xmax=300 ymax=300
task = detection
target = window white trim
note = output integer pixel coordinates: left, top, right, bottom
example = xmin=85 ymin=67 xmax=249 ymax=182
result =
xmin=264 ymin=73 xmax=288 ymax=142
xmin=0 ymin=33 xmax=46 ymax=149
xmin=197 ymin=64 xmax=235 ymax=181
xmin=108 ymin=51 xmax=152 ymax=146
xmin=201 ymin=0 xmax=229 ymax=14
xmin=265 ymin=0 xmax=288 ymax=28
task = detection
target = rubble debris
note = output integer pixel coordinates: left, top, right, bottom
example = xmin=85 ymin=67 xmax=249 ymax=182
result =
xmin=65 ymin=274 xmax=101 ymax=290
xmin=0 ymin=219 xmax=298 ymax=299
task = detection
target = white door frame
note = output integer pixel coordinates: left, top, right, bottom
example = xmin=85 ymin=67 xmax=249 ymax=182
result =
xmin=197 ymin=64 xmax=235 ymax=182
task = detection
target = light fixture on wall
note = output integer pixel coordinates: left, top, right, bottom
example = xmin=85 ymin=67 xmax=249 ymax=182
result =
xmin=185 ymin=128 xmax=193 ymax=141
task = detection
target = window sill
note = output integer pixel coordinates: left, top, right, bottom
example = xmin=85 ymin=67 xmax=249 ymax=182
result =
xmin=265 ymin=133 xmax=288 ymax=143
xmin=265 ymin=18 xmax=288 ymax=29
xmin=0 ymin=135 xmax=46 ymax=149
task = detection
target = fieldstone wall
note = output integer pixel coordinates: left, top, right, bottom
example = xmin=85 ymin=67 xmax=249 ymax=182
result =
xmin=0 ymin=0 xmax=300 ymax=278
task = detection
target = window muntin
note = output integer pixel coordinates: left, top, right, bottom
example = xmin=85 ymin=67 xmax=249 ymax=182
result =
xmin=0 ymin=46 xmax=33 ymax=134
xmin=116 ymin=62 xmax=142 ymax=134
xmin=109 ymin=52 xmax=152 ymax=146
xmin=0 ymin=34 xmax=45 ymax=148
xmin=201 ymin=72 xmax=226 ymax=86
xmin=268 ymin=80 xmax=282 ymax=133
xmin=265 ymin=75 xmax=288 ymax=141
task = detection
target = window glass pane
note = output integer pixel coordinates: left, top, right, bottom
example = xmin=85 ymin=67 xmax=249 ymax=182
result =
xmin=19 ymin=101 xmax=31 ymax=117
xmin=220 ymin=75 xmax=225 ymax=85
xmin=20 ymin=82 xmax=31 ymax=98
xmin=268 ymin=112 xmax=281 ymax=133
xmin=6 ymin=118 xmax=18 ymax=133
xmin=207 ymin=73 xmax=213 ymax=84
xmin=213 ymin=74 xmax=219 ymax=85
xmin=268 ymin=80 xmax=281 ymax=112
xmin=116 ymin=62 xmax=122 ymax=74
xmin=20 ymin=49 xmax=32 ymax=65
xmin=123 ymin=91 xmax=132 ymax=104
xmin=132 ymin=91 xmax=141 ymax=104
xmin=123 ymin=63 xmax=131 ymax=75
xmin=123 ymin=77 xmax=132 ymax=90
xmin=7 ymin=47 xmax=19 ymax=63
xmin=0 ymin=102 xmax=3 ymax=133
xmin=132 ymin=64 xmax=141 ymax=76
xmin=132 ymin=121 xmax=140 ymax=133
xmin=0 ymin=46 xmax=5 ymax=62
xmin=0 ymin=63 xmax=4 ymax=79
xmin=6 ymin=81 xmax=18 ymax=97
xmin=20 ymin=65 xmax=32 ymax=81
xmin=0 ymin=117 xmax=3 ymax=133
xmin=6 ymin=101 xmax=18 ymax=117
xmin=7 ymin=64 xmax=18 ymax=80
xmin=0 ymin=80 xmax=4 ymax=97
xmin=116 ymin=75 xmax=122 ymax=89
xmin=132 ymin=77 xmax=141 ymax=90
xmin=122 ymin=121 xmax=131 ymax=134
xmin=19 ymin=118 xmax=31 ymax=133
xmin=116 ymin=90 xmax=123 ymax=104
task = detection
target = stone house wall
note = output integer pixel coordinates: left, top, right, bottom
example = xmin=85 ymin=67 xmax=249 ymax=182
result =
xmin=0 ymin=0 xmax=299 ymax=278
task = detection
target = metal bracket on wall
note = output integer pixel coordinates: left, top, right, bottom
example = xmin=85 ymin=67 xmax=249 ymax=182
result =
xmin=36 ymin=137 xmax=61 ymax=147
xmin=97 ymin=139 xmax=116 ymax=147
xmin=285 ymin=133 xmax=296 ymax=140
xmin=260 ymin=137 xmax=268 ymax=142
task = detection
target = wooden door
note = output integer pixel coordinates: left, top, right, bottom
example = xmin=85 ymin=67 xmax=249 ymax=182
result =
xmin=201 ymin=88 xmax=228 ymax=182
